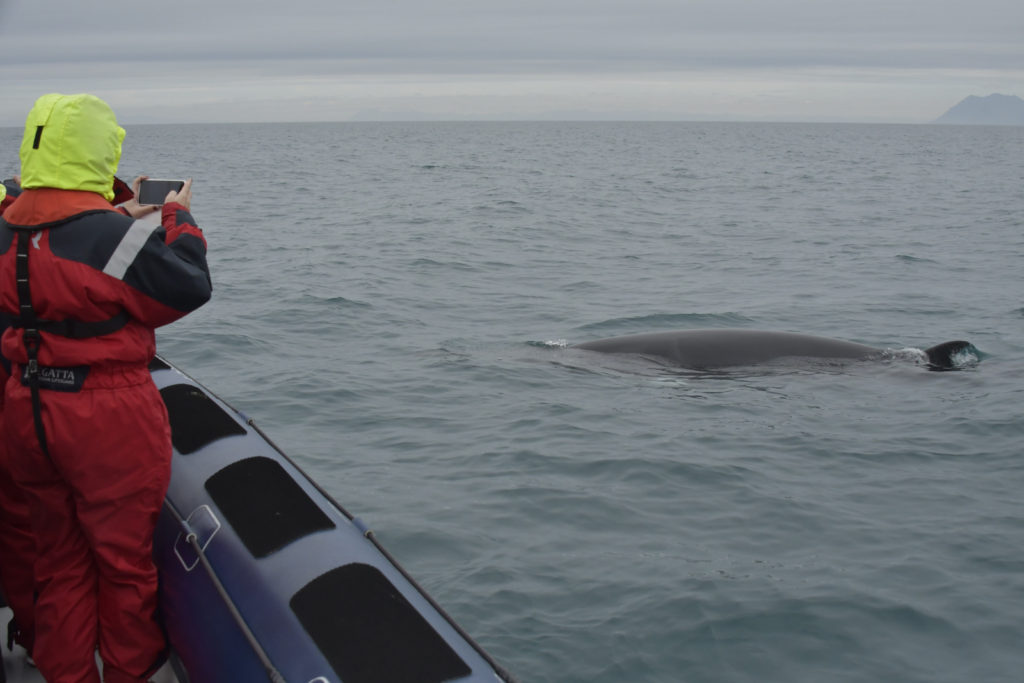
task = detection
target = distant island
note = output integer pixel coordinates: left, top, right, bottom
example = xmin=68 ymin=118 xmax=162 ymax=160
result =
xmin=934 ymin=93 xmax=1024 ymax=125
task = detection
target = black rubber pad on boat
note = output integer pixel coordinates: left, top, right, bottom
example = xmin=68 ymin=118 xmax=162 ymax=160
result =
xmin=159 ymin=383 xmax=246 ymax=454
xmin=205 ymin=456 xmax=335 ymax=558
xmin=290 ymin=563 xmax=472 ymax=683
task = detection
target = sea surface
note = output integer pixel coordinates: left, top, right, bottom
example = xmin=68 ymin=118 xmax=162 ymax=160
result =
xmin=3 ymin=121 xmax=1023 ymax=682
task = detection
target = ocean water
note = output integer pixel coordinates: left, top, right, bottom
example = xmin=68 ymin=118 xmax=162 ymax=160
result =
xmin=2 ymin=121 xmax=1023 ymax=682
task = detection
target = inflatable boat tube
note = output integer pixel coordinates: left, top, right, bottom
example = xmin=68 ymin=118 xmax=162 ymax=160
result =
xmin=150 ymin=356 xmax=515 ymax=683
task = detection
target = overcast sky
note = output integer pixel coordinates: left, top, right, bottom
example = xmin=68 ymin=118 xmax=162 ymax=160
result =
xmin=1 ymin=0 xmax=1020 ymax=125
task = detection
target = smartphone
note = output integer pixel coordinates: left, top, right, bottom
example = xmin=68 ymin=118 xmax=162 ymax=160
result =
xmin=137 ymin=179 xmax=185 ymax=205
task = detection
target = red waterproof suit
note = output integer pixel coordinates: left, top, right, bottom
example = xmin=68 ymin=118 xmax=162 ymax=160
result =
xmin=0 ymin=183 xmax=211 ymax=683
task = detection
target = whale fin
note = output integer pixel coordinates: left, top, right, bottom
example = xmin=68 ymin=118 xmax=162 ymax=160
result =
xmin=923 ymin=340 xmax=978 ymax=370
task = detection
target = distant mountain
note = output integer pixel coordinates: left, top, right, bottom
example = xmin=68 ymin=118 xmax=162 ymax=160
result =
xmin=934 ymin=93 xmax=1024 ymax=125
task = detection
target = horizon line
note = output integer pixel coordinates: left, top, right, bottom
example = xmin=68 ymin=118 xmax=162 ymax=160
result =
xmin=2 ymin=118 xmax=1004 ymax=129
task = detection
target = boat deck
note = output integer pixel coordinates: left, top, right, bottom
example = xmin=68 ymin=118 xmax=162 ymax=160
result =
xmin=1 ymin=607 xmax=43 ymax=683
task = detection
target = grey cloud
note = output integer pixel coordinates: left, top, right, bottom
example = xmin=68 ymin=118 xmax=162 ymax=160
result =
xmin=2 ymin=0 xmax=1021 ymax=71
xmin=1 ymin=0 xmax=1020 ymax=125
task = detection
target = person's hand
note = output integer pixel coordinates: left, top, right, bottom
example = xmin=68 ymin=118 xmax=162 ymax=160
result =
xmin=122 ymin=175 xmax=159 ymax=218
xmin=165 ymin=178 xmax=192 ymax=210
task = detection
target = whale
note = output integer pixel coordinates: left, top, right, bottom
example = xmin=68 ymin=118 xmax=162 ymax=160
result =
xmin=572 ymin=329 xmax=976 ymax=371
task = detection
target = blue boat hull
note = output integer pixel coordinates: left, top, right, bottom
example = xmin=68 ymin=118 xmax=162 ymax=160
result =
xmin=150 ymin=357 xmax=512 ymax=683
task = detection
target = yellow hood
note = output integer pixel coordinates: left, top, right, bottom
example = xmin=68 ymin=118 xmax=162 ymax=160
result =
xmin=19 ymin=93 xmax=125 ymax=201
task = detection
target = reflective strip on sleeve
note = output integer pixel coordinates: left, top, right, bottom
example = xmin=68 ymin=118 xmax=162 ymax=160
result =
xmin=102 ymin=219 xmax=158 ymax=280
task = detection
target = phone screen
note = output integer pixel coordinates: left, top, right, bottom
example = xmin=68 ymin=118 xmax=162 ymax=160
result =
xmin=137 ymin=179 xmax=184 ymax=205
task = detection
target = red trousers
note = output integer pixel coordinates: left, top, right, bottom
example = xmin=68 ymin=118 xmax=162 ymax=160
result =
xmin=4 ymin=372 xmax=170 ymax=683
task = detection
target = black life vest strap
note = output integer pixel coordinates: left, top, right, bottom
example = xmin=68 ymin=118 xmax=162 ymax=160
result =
xmin=8 ymin=310 xmax=130 ymax=339
xmin=15 ymin=230 xmax=49 ymax=457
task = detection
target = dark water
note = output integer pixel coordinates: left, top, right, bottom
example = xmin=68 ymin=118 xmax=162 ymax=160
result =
xmin=3 ymin=121 xmax=1023 ymax=682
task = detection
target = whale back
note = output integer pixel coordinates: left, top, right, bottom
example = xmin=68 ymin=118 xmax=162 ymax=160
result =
xmin=573 ymin=329 xmax=880 ymax=369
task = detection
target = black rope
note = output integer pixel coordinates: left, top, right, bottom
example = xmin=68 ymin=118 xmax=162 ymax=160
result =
xmin=163 ymin=499 xmax=286 ymax=683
